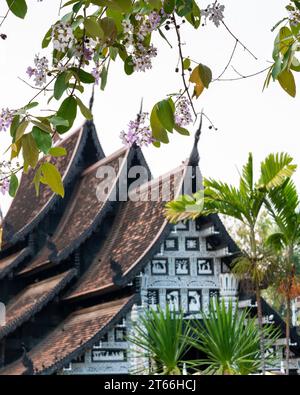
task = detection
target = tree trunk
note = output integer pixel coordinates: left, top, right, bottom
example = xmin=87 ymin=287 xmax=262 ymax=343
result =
xmin=285 ymin=295 xmax=291 ymax=376
xmin=256 ymin=286 xmax=266 ymax=375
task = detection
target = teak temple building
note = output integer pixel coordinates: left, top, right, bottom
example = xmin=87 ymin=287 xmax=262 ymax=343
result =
xmin=0 ymin=119 xmax=300 ymax=375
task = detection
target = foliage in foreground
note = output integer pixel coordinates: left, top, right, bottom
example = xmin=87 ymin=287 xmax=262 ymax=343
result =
xmin=127 ymin=300 xmax=280 ymax=375
xmin=127 ymin=305 xmax=191 ymax=374
xmin=189 ymin=300 xmax=280 ymax=375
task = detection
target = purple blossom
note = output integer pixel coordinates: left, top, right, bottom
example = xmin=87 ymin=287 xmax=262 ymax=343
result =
xmin=83 ymin=46 xmax=93 ymax=61
xmin=175 ymin=97 xmax=193 ymax=127
xmin=120 ymin=112 xmax=154 ymax=147
xmin=0 ymin=178 xmax=9 ymax=195
xmin=91 ymin=67 xmax=101 ymax=85
xmin=26 ymin=55 xmax=49 ymax=87
xmin=26 ymin=66 xmax=35 ymax=78
xmin=148 ymin=11 xmax=161 ymax=30
xmin=0 ymin=108 xmax=14 ymax=132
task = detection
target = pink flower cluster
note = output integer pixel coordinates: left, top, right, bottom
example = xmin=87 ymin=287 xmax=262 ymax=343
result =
xmin=120 ymin=112 xmax=153 ymax=147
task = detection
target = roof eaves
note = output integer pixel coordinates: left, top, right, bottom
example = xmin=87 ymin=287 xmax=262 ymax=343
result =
xmin=0 ymin=269 xmax=76 ymax=340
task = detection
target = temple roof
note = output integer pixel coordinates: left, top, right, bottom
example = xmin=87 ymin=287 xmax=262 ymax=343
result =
xmin=0 ymin=269 xmax=75 ymax=340
xmin=2 ymin=121 xmax=104 ymax=248
xmin=0 ymin=295 xmax=136 ymax=375
xmin=65 ymin=164 xmax=187 ymax=301
xmin=17 ymin=147 xmax=130 ymax=276
xmin=2 ymin=128 xmax=83 ymax=247
xmin=0 ymin=248 xmax=32 ymax=280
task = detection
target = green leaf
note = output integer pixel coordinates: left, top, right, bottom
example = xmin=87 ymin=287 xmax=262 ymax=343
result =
xmin=183 ymin=58 xmax=191 ymax=70
xmin=148 ymin=0 xmax=162 ymax=9
xmin=56 ymin=96 xmax=78 ymax=134
xmin=9 ymin=174 xmax=19 ymax=197
xmin=150 ymin=105 xmax=169 ymax=144
xmin=185 ymin=0 xmax=201 ymax=29
xmin=156 ymin=99 xmax=174 ymax=132
xmin=99 ymin=17 xmax=118 ymax=45
xmin=10 ymin=115 xmax=20 ymax=139
xmin=49 ymin=116 xmax=69 ymax=127
xmin=176 ymin=0 xmax=193 ymax=17
xmin=293 ymin=0 xmax=300 ymax=11
xmin=72 ymin=1 xmax=83 ymax=13
xmin=272 ymin=57 xmax=282 ymax=80
xmin=109 ymin=46 xmax=118 ymax=61
xmin=290 ymin=56 xmax=300 ymax=72
xmin=22 ymin=133 xmax=39 ymax=171
xmin=84 ymin=17 xmax=104 ymax=39
xmin=22 ymin=102 xmax=39 ymax=111
xmin=90 ymin=0 xmax=132 ymax=12
xmin=274 ymin=26 xmax=294 ymax=59
xmin=54 ymin=72 xmax=68 ymax=100
xmin=31 ymin=120 xmax=52 ymax=133
xmin=174 ymin=124 xmax=190 ymax=135
xmin=32 ymin=126 xmax=52 ymax=154
xmin=75 ymin=96 xmax=93 ymax=120
xmin=278 ymin=69 xmax=296 ymax=97
xmin=106 ymin=9 xmax=123 ymax=33
xmin=49 ymin=147 xmax=67 ymax=157
xmin=42 ymin=27 xmax=52 ymax=48
xmin=198 ymin=63 xmax=212 ymax=88
xmin=6 ymin=0 xmax=27 ymax=19
xmin=40 ymin=162 xmax=65 ymax=197
xmin=15 ymin=120 xmax=29 ymax=142
xmin=110 ymin=0 xmax=132 ymax=13
xmin=100 ymin=66 xmax=108 ymax=90
xmin=163 ymin=0 xmax=175 ymax=14
xmin=74 ymin=68 xmax=95 ymax=84
xmin=124 ymin=55 xmax=134 ymax=75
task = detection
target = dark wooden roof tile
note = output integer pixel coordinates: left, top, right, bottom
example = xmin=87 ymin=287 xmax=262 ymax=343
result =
xmin=0 ymin=295 xmax=135 ymax=375
xmin=17 ymin=148 xmax=128 ymax=276
xmin=0 ymin=269 xmax=76 ymax=339
xmin=2 ymin=128 xmax=84 ymax=246
xmin=66 ymin=165 xmax=186 ymax=300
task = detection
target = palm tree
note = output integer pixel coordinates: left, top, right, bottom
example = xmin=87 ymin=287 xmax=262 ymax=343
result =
xmin=189 ymin=300 xmax=280 ymax=375
xmin=127 ymin=305 xmax=192 ymax=374
xmin=264 ymin=179 xmax=300 ymax=374
xmin=165 ymin=152 xmax=297 ymax=373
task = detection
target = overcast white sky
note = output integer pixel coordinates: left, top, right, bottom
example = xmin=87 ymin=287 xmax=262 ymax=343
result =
xmin=0 ymin=0 xmax=300 ymax=214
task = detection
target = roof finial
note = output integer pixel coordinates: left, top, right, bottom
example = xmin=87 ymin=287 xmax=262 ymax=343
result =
xmin=89 ymin=84 xmax=95 ymax=112
xmin=21 ymin=343 xmax=34 ymax=375
xmin=138 ymin=98 xmax=143 ymax=120
xmin=188 ymin=111 xmax=203 ymax=166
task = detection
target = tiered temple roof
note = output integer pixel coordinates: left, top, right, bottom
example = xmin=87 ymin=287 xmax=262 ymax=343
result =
xmin=65 ymin=165 xmax=186 ymax=300
xmin=2 ymin=127 xmax=84 ymax=247
xmin=0 ymin=270 xmax=75 ymax=340
xmin=1 ymin=295 xmax=135 ymax=375
xmin=17 ymin=147 xmax=129 ymax=276
xmin=0 ymin=119 xmax=298 ymax=375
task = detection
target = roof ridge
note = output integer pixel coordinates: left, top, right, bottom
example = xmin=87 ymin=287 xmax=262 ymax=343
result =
xmin=81 ymin=146 xmax=128 ymax=177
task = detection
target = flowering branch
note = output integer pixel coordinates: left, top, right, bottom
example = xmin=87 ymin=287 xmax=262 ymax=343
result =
xmin=173 ymin=13 xmax=197 ymax=119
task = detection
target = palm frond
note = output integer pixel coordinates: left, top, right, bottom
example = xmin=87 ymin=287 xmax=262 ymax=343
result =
xmin=258 ymin=153 xmax=297 ymax=191
xmin=189 ymin=300 xmax=280 ymax=375
xmin=127 ymin=305 xmax=191 ymax=374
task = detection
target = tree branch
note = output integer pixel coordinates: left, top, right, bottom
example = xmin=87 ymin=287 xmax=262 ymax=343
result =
xmin=173 ymin=13 xmax=197 ymax=119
